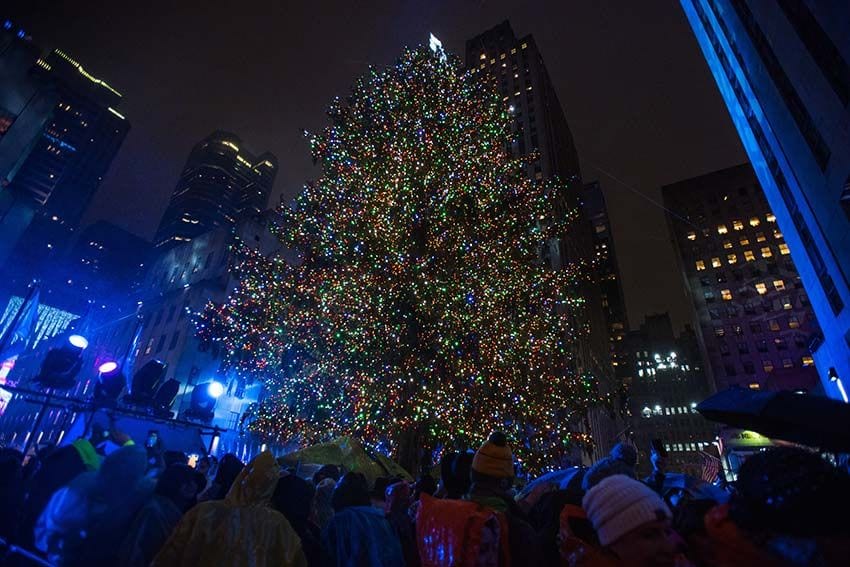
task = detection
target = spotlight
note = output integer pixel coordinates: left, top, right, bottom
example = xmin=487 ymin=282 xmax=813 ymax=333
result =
xmin=97 ymin=360 xmax=119 ymax=374
xmin=152 ymin=379 xmax=181 ymax=417
xmin=207 ymin=381 xmax=225 ymax=399
xmin=124 ymin=360 xmax=167 ymax=406
xmin=68 ymin=335 xmax=89 ymax=350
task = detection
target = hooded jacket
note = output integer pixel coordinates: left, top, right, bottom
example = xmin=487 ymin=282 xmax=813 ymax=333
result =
xmin=152 ymin=451 xmax=307 ymax=567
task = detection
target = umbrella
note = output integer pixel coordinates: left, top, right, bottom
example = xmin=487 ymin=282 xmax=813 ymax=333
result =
xmin=279 ymin=436 xmax=412 ymax=485
xmin=517 ymin=466 xmax=585 ymax=499
xmin=662 ymin=473 xmax=729 ymax=502
xmin=697 ymin=388 xmax=850 ymax=452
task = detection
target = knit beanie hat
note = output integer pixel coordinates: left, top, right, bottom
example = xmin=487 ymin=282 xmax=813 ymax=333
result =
xmin=582 ymin=474 xmax=671 ymax=546
xmin=471 ymin=431 xmax=514 ymax=479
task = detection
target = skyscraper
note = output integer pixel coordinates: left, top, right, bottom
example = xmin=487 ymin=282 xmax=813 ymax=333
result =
xmin=154 ymin=131 xmax=278 ymax=248
xmin=1 ymin=24 xmax=129 ymax=270
xmin=663 ymin=164 xmax=820 ymax=394
xmin=584 ymin=181 xmax=630 ymax=379
xmin=466 ymin=22 xmax=617 ymax=459
xmin=679 ymin=0 xmax=850 ymax=400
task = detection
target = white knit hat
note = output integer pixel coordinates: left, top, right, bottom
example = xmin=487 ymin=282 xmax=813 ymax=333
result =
xmin=582 ymin=474 xmax=671 ymax=546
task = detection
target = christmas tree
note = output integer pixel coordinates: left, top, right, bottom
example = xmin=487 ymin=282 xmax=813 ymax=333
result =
xmin=198 ymin=43 xmax=601 ymax=471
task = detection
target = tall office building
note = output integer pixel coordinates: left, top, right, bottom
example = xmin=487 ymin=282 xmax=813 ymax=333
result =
xmin=624 ymin=313 xmax=716 ymax=478
xmin=679 ymin=0 xmax=850 ymax=400
xmin=466 ymin=22 xmax=617 ymax=459
xmin=154 ymin=131 xmax=278 ymax=248
xmin=584 ymin=181 xmax=630 ymax=379
xmin=663 ymin=164 xmax=820 ymax=393
xmin=1 ymin=23 xmax=129 ymax=271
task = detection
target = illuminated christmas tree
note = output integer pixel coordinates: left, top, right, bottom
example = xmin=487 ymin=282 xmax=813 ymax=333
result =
xmin=198 ymin=43 xmax=601 ymax=471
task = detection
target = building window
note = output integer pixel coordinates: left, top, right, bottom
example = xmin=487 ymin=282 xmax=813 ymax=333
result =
xmin=722 ymin=240 xmax=732 ymax=249
xmin=744 ymin=361 xmax=756 ymax=374
xmin=769 ymin=319 xmax=781 ymax=332
xmin=738 ymin=342 xmax=749 ymax=354
xmin=773 ymin=229 xmax=783 ymax=239
xmin=802 ymin=355 xmax=814 ymax=366
xmin=761 ymin=247 xmax=773 ymax=258
xmin=156 ymin=334 xmax=166 ymax=353
xmin=744 ymin=250 xmax=755 ymax=262
xmin=766 ymin=213 xmax=776 ymax=222
xmin=740 ymin=236 xmax=750 ymax=246
xmin=773 ymin=279 xmax=785 ymax=291
xmin=732 ymin=220 xmax=743 ymax=231
xmin=144 ymin=338 xmax=155 ymax=355
xmin=687 ymin=231 xmax=697 ymax=241
xmin=704 ymin=290 xmax=716 ymax=302
xmin=750 ymin=322 xmax=762 ymax=333
xmin=749 ymin=217 xmax=761 ymax=227
xmin=727 ymin=253 xmax=737 ymax=264
xmin=721 ymin=289 xmax=733 ymax=301
xmin=757 ymin=340 xmax=769 ymax=353
xmin=711 ymin=257 xmax=722 ymax=268
xmin=717 ymin=224 xmax=728 ymax=234
xmin=763 ymin=360 xmax=775 ymax=373
xmin=788 ymin=316 xmax=800 ymax=329
xmin=781 ymin=296 xmax=793 ymax=310
xmin=775 ymin=337 xmax=787 ymax=350
xmin=755 ymin=282 xmax=768 ymax=295
xmin=749 ymin=382 xmax=761 ymax=390
xmin=696 ymin=260 xmax=706 ymax=271
xmin=756 ymin=232 xmax=766 ymax=242
xmin=169 ymin=331 xmax=180 ymax=350
xmin=778 ymin=243 xmax=790 ymax=255
xmin=714 ymin=327 xmax=725 ymax=337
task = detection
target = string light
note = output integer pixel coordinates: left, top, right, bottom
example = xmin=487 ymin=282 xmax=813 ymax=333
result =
xmin=196 ymin=45 xmax=602 ymax=472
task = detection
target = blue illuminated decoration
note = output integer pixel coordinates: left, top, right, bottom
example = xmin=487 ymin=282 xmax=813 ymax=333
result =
xmin=3 ymin=21 xmax=12 ymax=30
xmin=43 ymin=133 xmax=78 ymax=153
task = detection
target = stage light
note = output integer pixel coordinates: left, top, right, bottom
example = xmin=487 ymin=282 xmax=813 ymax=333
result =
xmin=98 ymin=360 xmax=119 ymax=374
xmin=68 ymin=335 xmax=89 ymax=350
xmin=207 ymin=381 xmax=225 ymax=399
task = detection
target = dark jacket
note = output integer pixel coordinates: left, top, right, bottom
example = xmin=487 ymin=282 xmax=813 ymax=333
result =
xmin=118 ymin=494 xmax=184 ymax=567
xmin=322 ymin=506 xmax=405 ymax=567
xmin=467 ymin=483 xmax=545 ymax=567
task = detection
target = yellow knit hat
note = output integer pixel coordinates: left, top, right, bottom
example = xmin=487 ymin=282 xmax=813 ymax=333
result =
xmin=471 ymin=431 xmax=514 ymax=479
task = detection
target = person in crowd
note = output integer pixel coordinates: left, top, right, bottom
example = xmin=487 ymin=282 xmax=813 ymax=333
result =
xmin=0 ymin=448 xmax=24 ymax=541
xmin=412 ymin=474 xmax=436 ymax=501
xmin=322 ymin=472 xmax=404 ymax=566
xmin=313 ymin=464 xmax=341 ymax=486
xmin=34 ymin=443 xmax=152 ymax=566
xmin=118 ymin=463 xmax=207 ymax=567
xmin=163 ymin=450 xmax=188 ymax=468
xmin=198 ymin=452 xmax=244 ymax=501
xmin=196 ymin=456 xmax=212 ymax=477
xmin=581 ymin=443 xmax=638 ymax=493
xmin=385 ymin=480 xmax=419 ymax=567
xmin=273 ymin=472 xmax=322 ymax=566
xmin=370 ymin=476 xmax=394 ymax=509
xmin=17 ymin=422 xmax=133 ymax=551
xmin=582 ymin=474 xmax=678 ymax=567
xmin=153 ymin=451 xmax=306 ymax=567
xmin=697 ymin=447 xmax=850 ymax=567
xmin=465 ymin=431 xmax=543 ymax=565
xmin=643 ymin=441 xmax=668 ymax=496
xmin=313 ymin=477 xmax=337 ymax=530
xmin=437 ymin=450 xmax=473 ymax=499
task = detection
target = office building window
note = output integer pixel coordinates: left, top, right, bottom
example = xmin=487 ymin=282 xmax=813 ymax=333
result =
xmin=144 ymin=338 xmax=155 ymax=355
xmin=696 ymin=260 xmax=706 ymax=271
xmin=749 ymin=217 xmax=760 ymax=227
xmin=721 ymin=289 xmax=733 ymax=301
xmin=156 ymin=334 xmax=166 ymax=353
xmin=714 ymin=326 xmax=725 ymax=337
xmin=739 ymin=236 xmax=750 ymax=246
xmin=755 ymin=282 xmax=768 ymax=295
xmin=717 ymin=224 xmax=728 ymax=234
xmin=779 ymin=243 xmax=790 ymax=255
xmin=744 ymin=250 xmax=755 ymax=262
xmin=738 ymin=342 xmax=749 ymax=354
xmin=169 ymin=331 xmax=180 ymax=350
xmin=773 ymin=279 xmax=785 ymax=291
xmin=788 ymin=316 xmax=800 ymax=329
xmin=722 ymin=240 xmax=732 ymax=249
xmin=732 ymin=220 xmax=743 ymax=231
xmin=802 ymin=355 xmax=814 ymax=366
xmin=761 ymin=246 xmax=773 ymax=258
xmin=687 ymin=231 xmax=697 ymax=240
xmin=727 ymin=253 xmax=737 ymax=264
xmin=712 ymin=257 xmax=722 ymax=268
xmin=763 ymin=359 xmax=774 ymax=373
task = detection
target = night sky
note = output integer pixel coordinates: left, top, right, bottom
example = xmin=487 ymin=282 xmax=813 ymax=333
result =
xmin=7 ymin=0 xmax=746 ymax=333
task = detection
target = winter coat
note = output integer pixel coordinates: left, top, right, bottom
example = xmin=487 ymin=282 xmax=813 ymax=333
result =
xmin=466 ymin=483 xmax=545 ymax=567
xmin=322 ymin=505 xmax=405 ymax=567
xmin=34 ymin=444 xmax=152 ymax=566
xmin=152 ymin=451 xmax=307 ymax=567
xmin=118 ymin=493 xmax=185 ymax=567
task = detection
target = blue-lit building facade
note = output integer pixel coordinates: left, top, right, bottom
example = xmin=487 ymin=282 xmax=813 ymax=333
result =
xmin=679 ymin=0 xmax=850 ymax=400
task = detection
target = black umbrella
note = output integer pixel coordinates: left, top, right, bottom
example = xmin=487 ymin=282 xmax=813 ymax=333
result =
xmin=697 ymin=388 xmax=850 ymax=452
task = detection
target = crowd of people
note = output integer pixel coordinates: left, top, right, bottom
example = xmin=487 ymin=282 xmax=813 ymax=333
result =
xmin=1 ymin=427 xmax=849 ymax=567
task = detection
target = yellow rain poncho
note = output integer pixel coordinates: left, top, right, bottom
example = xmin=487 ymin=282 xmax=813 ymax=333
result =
xmin=152 ymin=451 xmax=307 ymax=567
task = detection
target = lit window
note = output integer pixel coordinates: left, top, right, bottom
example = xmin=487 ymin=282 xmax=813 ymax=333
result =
xmin=788 ymin=316 xmax=800 ymax=329
xmin=769 ymin=319 xmax=781 ymax=331
xmin=773 ymin=230 xmax=782 ymax=239
xmin=723 ymin=240 xmax=732 ymax=249
xmin=490 ymin=58 xmax=496 ymax=64
xmin=510 ymin=48 xmax=517 ymax=54
xmin=802 ymin=355 xmax=814 ymax=366
xmin=756 ymin=232 xmax=766 ymax=242
xmin=500 ymin=53 xmax=506 ymax=59
xmin=766 ymin=213 xmax=776 ymax=222
xmin=779 ymin=243 xmax=790 ymax=255
xmin=721 ymin=289 xmax=733 ymax=301
xmin=744 ymin=250 xmax=756 ymax=262
xmin=755 ymin=282 xmax=767 ymax=295
xmin=479 ymin=53 xmax=486 ymax=60
xmin=711 ymin=257 xmax=721 ymax=268
xmin=763 ymin=360 xmax=774 ymax=372
xmin=749 ymin=217 xmax=761 ymax=227
xmin=749 ymin=383 xmax=761 ymax=390
xmin=717 ymin=224 xmax=728 ymax=234
xmin=761 ymin=246 xmax=773 ymax=258
xmin=714 ymin=327 xmax=725 ymax=337
xmin=782 ymin=297 xmax=793 ymax=310
xmin=732 ymin=220 xmax=744 ymax=231
xmin=521 ymin=42 xmax=528 ymax=49
xmin=773 ymin=279 xmax=785 ymax=290
xmin=727 ymin=253 xmax=737 ymax=264
xmin=687 ymin=232 xmax=697 ymax=241
xmin=740 ymin=237 xmax=750 ymax=246
xmin=695 ymin=260 xmax=706 ymax=271
xmin=783 ymin=358 xmax=794 ymax=368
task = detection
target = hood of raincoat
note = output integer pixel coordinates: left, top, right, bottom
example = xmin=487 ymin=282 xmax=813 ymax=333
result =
xmin=224 ymin=450 xmax=279 ymax=507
